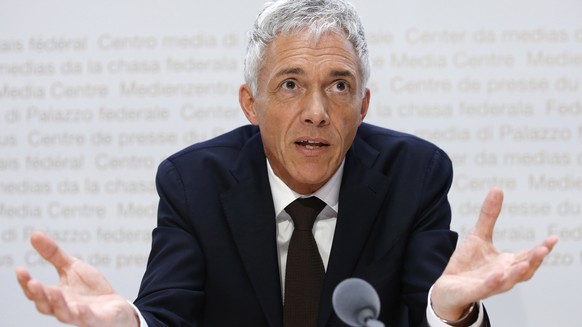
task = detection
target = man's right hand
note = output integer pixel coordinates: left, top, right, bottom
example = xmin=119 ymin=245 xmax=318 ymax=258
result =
xmin=16 ymin=231 xmax=139 ymax=327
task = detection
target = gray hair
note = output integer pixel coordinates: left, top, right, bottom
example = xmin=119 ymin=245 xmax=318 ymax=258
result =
xmin=244 ymin=0 xmax=370 ymax=96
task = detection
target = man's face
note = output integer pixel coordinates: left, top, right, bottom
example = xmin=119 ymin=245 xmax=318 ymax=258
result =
xmin=239 ymin=31 xmax=370 ymax=194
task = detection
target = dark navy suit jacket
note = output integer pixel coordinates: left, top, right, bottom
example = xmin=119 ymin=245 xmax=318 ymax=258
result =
xmin=134 ymin=123 xmax=464 ymax=326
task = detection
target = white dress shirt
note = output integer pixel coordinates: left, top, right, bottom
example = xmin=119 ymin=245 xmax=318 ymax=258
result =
xmin=267 ymin=158 xmax=343 ymax=295
xmin=133 ymin=158 xmax=483 ymax=327
xmin=266 ymin=158 xmax=484 ymax=327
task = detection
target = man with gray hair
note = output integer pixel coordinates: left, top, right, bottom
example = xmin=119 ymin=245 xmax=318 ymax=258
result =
xmin=17 ymin=0 xmax=557 ymax=326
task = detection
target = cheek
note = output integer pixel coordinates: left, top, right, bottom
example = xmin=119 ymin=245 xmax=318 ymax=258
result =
xmin=260 ymin=120 xmax=289 ymax=156
xmin=334 ymin=108 xmax=363 ymax=132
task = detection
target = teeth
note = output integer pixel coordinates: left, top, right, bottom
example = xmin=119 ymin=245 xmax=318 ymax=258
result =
xmin=296 ymin=139 xmax=326 ymax=149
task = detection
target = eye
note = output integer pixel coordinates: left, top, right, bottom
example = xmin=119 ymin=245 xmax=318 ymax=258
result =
xmin=282 ymin=80 xmax=297 ymax=90
xmin=330 ymin=80 xmax=350 ymax=93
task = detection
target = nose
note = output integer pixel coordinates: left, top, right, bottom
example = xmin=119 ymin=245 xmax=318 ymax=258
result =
xmin=301 ymin=91 xmax=329 ymax=127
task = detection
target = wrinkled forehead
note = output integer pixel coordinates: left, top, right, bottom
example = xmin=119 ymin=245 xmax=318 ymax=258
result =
xmin=256 ymin=31 xmax=362 ymax=92
xmin=263 ymin=29 xmax=357 ymax=70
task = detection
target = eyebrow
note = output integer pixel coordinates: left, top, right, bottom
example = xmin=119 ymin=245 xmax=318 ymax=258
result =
xmin=275 ymin=67 xmax=304 ymax=77
xmin=329 ymin=70 xmax=356 ymax=79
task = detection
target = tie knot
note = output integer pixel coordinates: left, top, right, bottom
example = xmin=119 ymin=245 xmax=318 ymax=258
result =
xmin=285 ymin=197 xmax=326 ymax=231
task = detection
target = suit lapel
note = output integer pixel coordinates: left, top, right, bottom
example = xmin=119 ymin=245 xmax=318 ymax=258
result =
xmin=318 ymin=137 xmax=392 ymax=326
xmin=218 ymin=130 xmax=394 ymax=327
xmin=220 ymin=133 xmax=283 ymax=327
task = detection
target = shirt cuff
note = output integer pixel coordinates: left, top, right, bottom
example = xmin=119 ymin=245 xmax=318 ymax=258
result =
xmin=426 ymin=285 xmax=484 ymax=327
xmin=128 ymin=300 xmax=149 ymax=327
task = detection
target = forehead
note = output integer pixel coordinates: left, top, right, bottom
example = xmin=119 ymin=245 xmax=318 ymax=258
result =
xmin=263 ymin=31 xmax=360 ymax=73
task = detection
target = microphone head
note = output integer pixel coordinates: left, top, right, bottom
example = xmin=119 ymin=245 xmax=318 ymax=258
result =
xmin=332 ymin=278 xmax=381 ymax=327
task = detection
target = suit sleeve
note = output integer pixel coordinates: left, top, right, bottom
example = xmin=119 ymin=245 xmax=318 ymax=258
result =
xmin=133 ymin=159 xmax=205 ymax=327
xmin=401 ymin=148 xmax=458 ymax=326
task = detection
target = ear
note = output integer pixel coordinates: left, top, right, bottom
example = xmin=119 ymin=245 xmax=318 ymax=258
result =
xmin=358 ymin=88 xmax=371 ymax=124
xmin=239 ymin=84 xmax=259 ymax=125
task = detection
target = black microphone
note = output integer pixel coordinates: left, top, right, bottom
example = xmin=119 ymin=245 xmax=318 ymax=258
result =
xmin=332 ymin=278 xmax=385 ymax=327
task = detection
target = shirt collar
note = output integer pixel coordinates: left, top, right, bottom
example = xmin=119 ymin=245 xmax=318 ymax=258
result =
xmin=267 ymin=158 xmax=343 ymax=217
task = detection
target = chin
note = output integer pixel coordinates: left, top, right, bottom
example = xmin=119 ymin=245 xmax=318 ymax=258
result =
xmin=296 ymin=173 xmax=330 ymax=187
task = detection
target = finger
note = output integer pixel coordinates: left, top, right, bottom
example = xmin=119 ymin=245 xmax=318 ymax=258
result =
xmin=505 ymin=244 xmax=554 ymax=287
xmin=481 ymin=269 xmax=510 ymax=298
xmin=521 ymin=238 xmax=559 ymax=280
xmin=524 ymin=248 xmax=550 ymax=279
xmin=16 ymin=267 xmax=35 ymax=299
xmin=472 ymin=188 xmax=504 ymax=241
xmin=514 ymin=236 xmax=559 ymax=266
xmin=47 ymin=287 xmax=75 ymax=324
xmin=483 ymin=261 xmax=529 ymax=296
xmin=542 ymin=235 xmax=559 ymax=250
xmin=16 ymin=269 xmax=56 ymax=314
xmin=27 ymin=280 xmax=55 ymax=315
xmin=30 ymin=231 xmax=75 ymax=273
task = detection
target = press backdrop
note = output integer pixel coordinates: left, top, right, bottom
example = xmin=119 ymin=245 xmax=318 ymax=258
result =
xmin=1 ymin=1 xmax=581 ymax=325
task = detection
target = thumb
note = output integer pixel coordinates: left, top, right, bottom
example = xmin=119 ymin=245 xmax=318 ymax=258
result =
xmin=472 ymin=188 xmax=504 ymax=241
xmin=30 ymin=231 xmax=75 ymax=273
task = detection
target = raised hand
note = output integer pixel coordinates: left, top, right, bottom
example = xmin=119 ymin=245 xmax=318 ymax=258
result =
xmin=430 ymin=188 xmax=559 ymax=321
xmin=16 ymin=231 xmax=138 ymax=327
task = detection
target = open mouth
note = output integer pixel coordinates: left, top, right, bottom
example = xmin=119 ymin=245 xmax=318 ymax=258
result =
xmin=295 ymin=139 xmax=329 ymax=149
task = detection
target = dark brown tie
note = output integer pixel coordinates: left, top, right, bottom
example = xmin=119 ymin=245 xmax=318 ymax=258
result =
xmin=283 ymin=196 xmax=327 ymax=327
